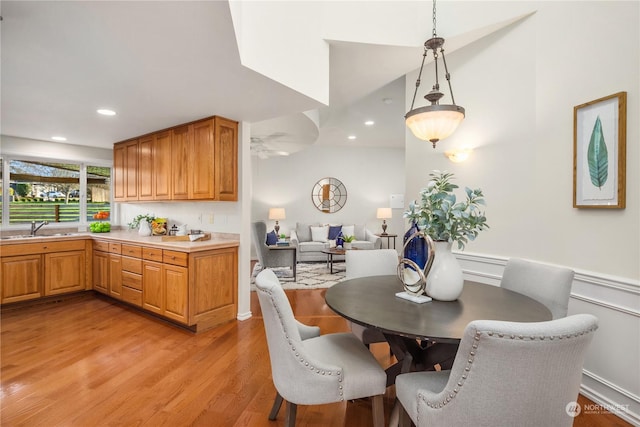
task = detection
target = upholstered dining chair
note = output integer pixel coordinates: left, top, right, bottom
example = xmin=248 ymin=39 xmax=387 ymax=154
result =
xmin=501 ymin=258 xmax=575 ymax=319
xmin=255 ymin=269 xmax=387 ymax=427
xmin=395 ymin=314 xmax=598 ymax=427
xmin=345 ymin=249 xmax=399 ymax=347
xmin=252 ymin=220 xmax=296 ymax=279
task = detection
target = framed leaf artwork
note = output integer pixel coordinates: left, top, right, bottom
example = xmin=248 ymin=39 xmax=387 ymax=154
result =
xmin=573 ymin=92 xmax=627 ymax=209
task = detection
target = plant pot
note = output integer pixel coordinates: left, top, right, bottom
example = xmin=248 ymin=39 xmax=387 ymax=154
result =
xmin=138 ymin=221 xmax=152 ymax=237
xmin=425 ymin=241 xmax=464 ymax=301
xmin=343 ymin=242 xmax=353 ymax=250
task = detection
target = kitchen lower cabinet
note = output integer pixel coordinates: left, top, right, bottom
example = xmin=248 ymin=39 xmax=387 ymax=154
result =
xmin=92 ymin=250 xmax=109 ymax=295
xmin=142 ymin=260 xmax=163 ymax=314
xmin=1 ymin=239 xmax=90 ymax=304
xmin=44 ymin=250 xmax=86 ymax=296
xmin=1 ymin=254 xmax=43 ymax=303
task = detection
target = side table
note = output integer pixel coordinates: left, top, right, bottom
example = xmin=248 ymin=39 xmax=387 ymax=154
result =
xmin=376 ymin=233 xmax=397 ymax=249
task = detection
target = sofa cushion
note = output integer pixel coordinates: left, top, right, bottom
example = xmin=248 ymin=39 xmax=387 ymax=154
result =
xmin=298 ymin=241 xmax=326 ymax=253
xmin=296 ymin=222 xmax=315 ymax=242
xmin=341 ymin=224 xmax=355 ymax=238
xmin=311 ymin=225 xmax=329 ymax=242
xmin=328 ymin=225 xmax=342 ymax=240
xmin=354 ymin=224 xmax=366 ymax=241
xmin=352 ymin=241 xmax=374 ymax=250
xmin=266 ymin=230 xmax=277 ymax=246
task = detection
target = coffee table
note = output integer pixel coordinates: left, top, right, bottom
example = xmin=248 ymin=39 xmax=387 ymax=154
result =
xmin=321 ymin=248 xmax=354 ymax=274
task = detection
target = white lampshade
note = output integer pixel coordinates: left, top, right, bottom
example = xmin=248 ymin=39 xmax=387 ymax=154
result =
xmin=376 ymin=208 xmax=392 ymax=219
xmin=406 ymin=106 xmax=465 ymax=146
xmin=268 ymin=208 xmax=286 ymax=220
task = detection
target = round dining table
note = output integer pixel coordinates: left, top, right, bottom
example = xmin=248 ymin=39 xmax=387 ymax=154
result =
xmin=325 ymin=275 xmax=552 ymax=384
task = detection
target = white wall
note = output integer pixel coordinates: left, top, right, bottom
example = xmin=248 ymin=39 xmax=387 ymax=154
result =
xmin=405 ymin=2 xmax=639 ymax=423
xmin=251 ymin=144 xmax=405 ymax=252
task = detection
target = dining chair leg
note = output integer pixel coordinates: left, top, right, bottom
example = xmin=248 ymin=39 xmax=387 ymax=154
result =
xmin=371 ymin=395 xmax=384 ymax=427
xmin=285 ymin=400 xmax=297 ymax=427
xmin=268 ymin=392 xmax=284 ymax=420
xmin=398 ymin=401 xmax=413 ymax=427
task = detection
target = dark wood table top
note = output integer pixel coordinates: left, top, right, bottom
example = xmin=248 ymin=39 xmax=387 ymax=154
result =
xmin=325 ymin=275 xmax=552 ymax=343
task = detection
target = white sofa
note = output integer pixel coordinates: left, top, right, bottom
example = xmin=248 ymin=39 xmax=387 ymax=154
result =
xmin=290 ymin=222 xmax=382 ymax=262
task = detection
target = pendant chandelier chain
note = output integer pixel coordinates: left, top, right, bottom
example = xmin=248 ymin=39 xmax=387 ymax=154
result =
xmin=432 ymin=0 xmax=437 ymax=38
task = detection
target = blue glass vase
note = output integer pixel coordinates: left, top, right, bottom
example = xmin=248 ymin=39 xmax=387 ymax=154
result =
xmin=403 ymin=221 xmax=429 ymax=270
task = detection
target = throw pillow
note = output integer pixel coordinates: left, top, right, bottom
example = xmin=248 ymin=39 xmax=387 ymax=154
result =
xmin=265 ymin=230 xmax=278 ymax=246
xmin=328 ymin=225 xmax=342 ymax=240
xmin=296 ymin=222 xmax=313 ymax=242
xmin=310 ymin=225 xmax=329 ymax=242
xmin=341 ymin=224 xmax=355 ymax=239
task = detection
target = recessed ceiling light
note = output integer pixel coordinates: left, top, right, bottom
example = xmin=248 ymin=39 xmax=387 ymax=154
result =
xmin=51 ymin=136 xmax=67 ymax=141
xmin=97 ymin=109 xmax=116 ymax=116
xmin=276 ymin=151 xmax=290 ymax=156
xmin=364 ymin=120 xmax=375 ymax=126
xmin=348 ymin=135 xmax=357 ymax=140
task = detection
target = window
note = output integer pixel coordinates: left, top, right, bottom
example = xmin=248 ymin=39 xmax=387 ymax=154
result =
xmin=2 ymin=158 xmax=110 ymax=225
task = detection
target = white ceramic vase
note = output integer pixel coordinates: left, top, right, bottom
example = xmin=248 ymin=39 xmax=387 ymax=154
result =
xmin=343 ymin=242 xmax=353 ymax=250
xmin=138 ymin=221 xmax=152 ymax=237
xmin=425 ymin=241 xmax=464 ymax=301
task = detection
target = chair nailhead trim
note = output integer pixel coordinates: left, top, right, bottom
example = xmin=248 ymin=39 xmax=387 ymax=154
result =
xmin=420 ymin=325 xmax=599 ymax=410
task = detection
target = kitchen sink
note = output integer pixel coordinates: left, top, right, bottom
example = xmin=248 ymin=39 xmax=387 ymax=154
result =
xmin=1 ymin=233 xmax=80 ymax=240
xmin=1 ymin=235 xmax=35 ymax=240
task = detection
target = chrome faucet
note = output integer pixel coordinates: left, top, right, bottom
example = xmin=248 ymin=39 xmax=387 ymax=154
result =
xmin=31 ymin=220 xmax=49 ymax=236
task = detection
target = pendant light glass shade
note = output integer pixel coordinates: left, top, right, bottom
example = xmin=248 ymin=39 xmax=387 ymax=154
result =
xmin=405 ymin=105 xmax=465 ymax=146
xmin=405 ymin=0 xmax=465 ymax=149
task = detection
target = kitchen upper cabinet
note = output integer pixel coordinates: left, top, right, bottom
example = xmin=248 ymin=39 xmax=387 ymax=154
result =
xmin=215 ymin=117 xmax=238 ymax=201
xmin=138 ymin=135 xmax=154 ymax=201
xmin=191 ymin=119 xmax=216 ymax=200
xmin=154 ymin=130 xmax=172 ymax=200
xmin=113 ymin=139 xmax=139 ymax=202
xmin=171 ymin=125 xmax=191 ymax=200
xmin=113 ymin=116 xmax=238 ymax=202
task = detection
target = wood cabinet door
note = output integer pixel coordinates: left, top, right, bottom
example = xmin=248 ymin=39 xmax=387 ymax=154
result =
xmin=171 ymin=125 xmax=191 ymax=200
xmin=92 ymin=251 xmax=109 ymax=294
xmin=164 ymin=264 xmax=188 ymax=324
xmin=44 ymin=251 xmax=86 ymax=296
xmin=214 ymin=117 xmax=238 ymax=201
xmin=124 ymin=139 xmax=139 ymax=200
xmin=138 ymin=135 xmax=154 ymax=201
xmin=109 ymin=254 xmax=122 ymax=299
xmin=153 ymin=130 xmax=172 ymax=200
xmin=1 ymin=254 xmax=43 ymax=303
xmin=113 ymin=143 xmax=126 ymax=201
xmin=190 ymin=119 xmax=215 ymax=200
xmin=142 ymin=261 xmax=163 ymax=315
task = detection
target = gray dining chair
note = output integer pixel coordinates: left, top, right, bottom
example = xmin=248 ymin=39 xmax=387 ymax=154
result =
xmin=255 ymin=268 xmax=387 ymax=427
xmin=501 ymin=258 xmax=574 ymax=319
xmin=252 ymin=220 xmax=296 ymax=279
xmin=396 ymin=314 xmax=598 ymax=427
xmin=345 ymin=249 xmax=399 ymax=347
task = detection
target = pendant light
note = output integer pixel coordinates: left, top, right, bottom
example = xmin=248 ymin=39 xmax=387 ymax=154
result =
xmin=405 ymin=0 xmax=465 ymax=148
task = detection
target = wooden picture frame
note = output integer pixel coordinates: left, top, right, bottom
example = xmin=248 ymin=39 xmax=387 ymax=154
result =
xmin=573 ymin=92 xmax=626 ymax=209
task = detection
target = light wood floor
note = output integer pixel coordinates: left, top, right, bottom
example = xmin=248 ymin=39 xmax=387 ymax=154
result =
xmin=1 ymin=290 xmax=631 ymax=427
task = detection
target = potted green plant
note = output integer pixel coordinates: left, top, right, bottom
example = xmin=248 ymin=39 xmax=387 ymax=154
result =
xmin=403 ymin=170 xmax=489 ymax=301
xmin=342 ymin=234 xmax=355 ymax=250
xmin=128 ymin=214 xmax=156 ymax=236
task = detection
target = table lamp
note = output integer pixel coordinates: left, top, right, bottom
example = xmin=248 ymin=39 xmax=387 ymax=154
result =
xmin=268 ymin=208 xmax=286 ymax=234
xmin=376 ymin=208 xmax=392 ymax=235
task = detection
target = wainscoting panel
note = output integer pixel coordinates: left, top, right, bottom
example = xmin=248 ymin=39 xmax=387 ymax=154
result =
xmin=455 ymin=251 xmax=640 ymax=426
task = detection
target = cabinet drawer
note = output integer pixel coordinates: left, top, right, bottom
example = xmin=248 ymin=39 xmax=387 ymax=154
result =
xmin=122 ymin=271 xmax=142 ymax=290
xmin=121 ymin=286 xmax=142 ymax=307
xmin=121 ymin=244 xmax=142 ymax=258
xmin=142 ymin=247 xmax=163 ymax=262
xmin=109 ymin=243 xmax=122 ymax=254
xmin=163 ymin=250 xmax=188 ymax=267
xmin=93 ymin=240 xmax=110 ymax=252
xmin=121 ymin=256 xmax=142 ymax=274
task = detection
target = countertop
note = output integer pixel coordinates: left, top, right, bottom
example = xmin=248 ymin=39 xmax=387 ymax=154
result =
xmin=0 ymin=230 xmax=239 ymax=253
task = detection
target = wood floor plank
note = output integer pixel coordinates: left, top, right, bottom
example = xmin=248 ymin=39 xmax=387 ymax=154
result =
xmin=1 ymin=289 xmax=632 ymax=427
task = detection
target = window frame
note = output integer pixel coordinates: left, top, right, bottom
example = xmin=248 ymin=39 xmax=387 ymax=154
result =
xmin=1 ymin=155 xmax=113 ymax=230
